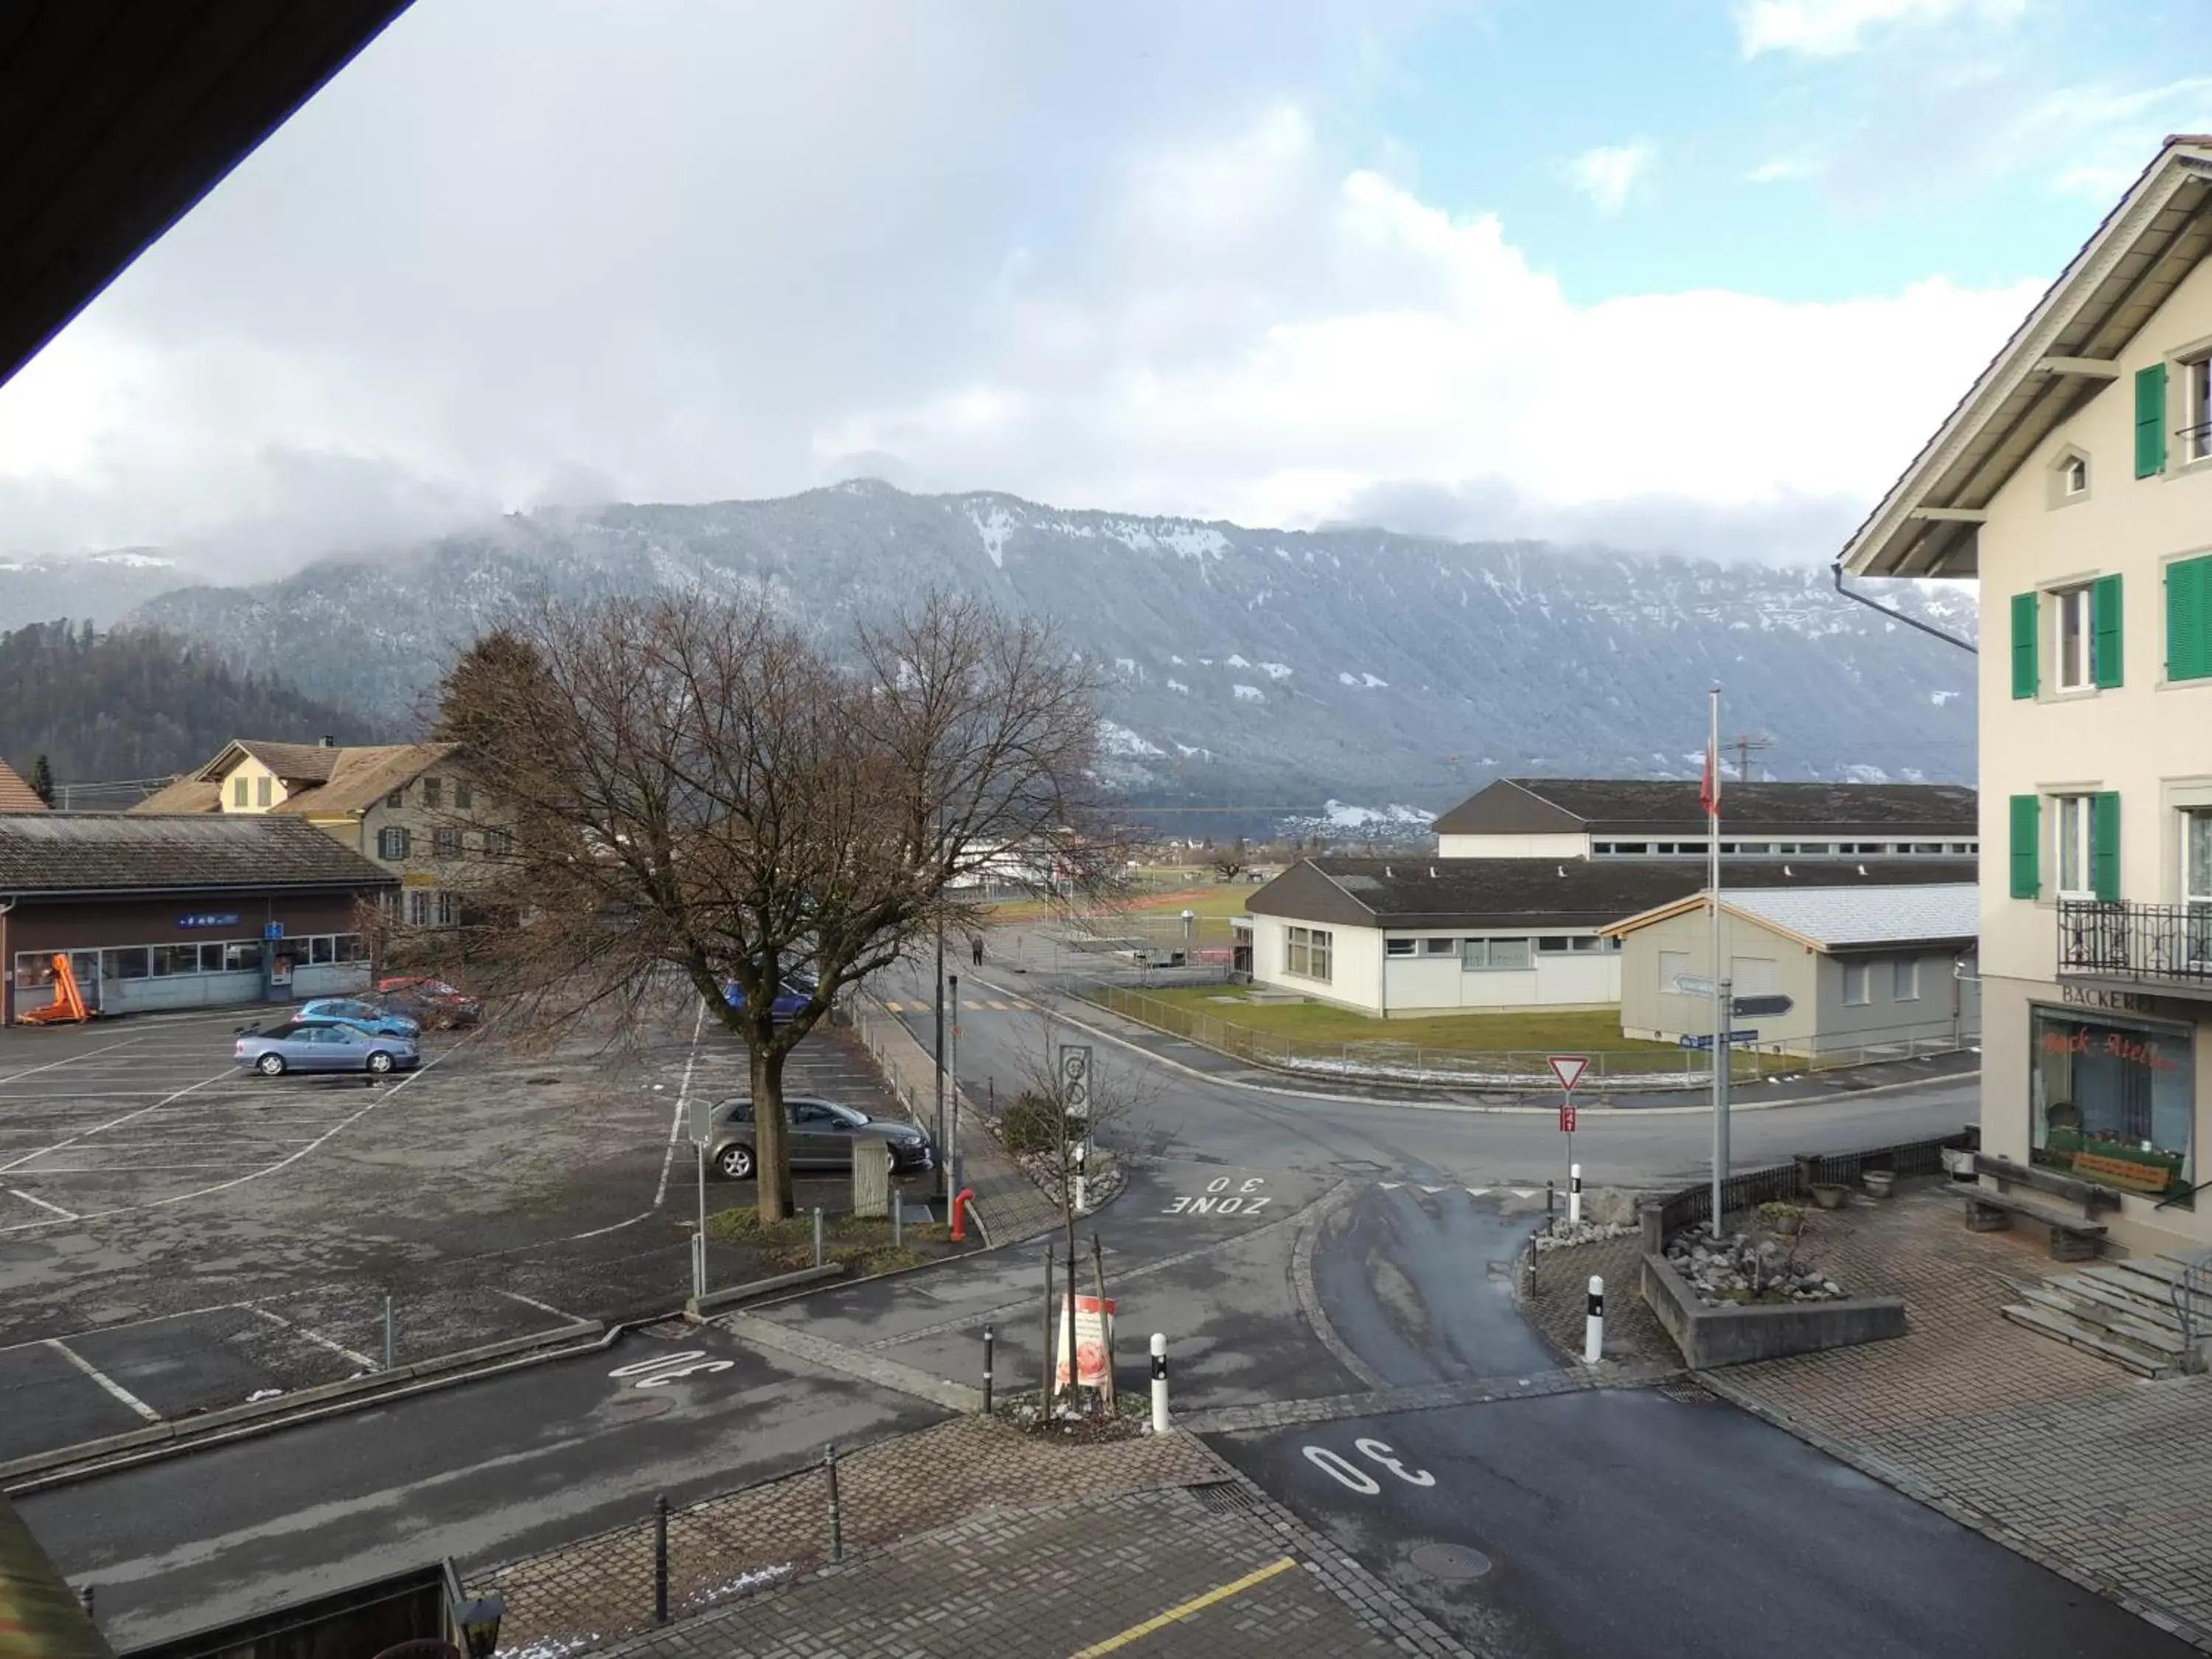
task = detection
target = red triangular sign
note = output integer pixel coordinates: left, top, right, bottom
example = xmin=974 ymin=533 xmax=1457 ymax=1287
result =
xmin=1547 ymin=1054 xmax=1589 ymax=1092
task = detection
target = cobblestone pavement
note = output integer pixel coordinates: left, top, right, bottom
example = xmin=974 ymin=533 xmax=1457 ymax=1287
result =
xmin=470 ymin=1413 xmax=1224 ymax=1656
xmin=602 ymin=1481 xmax=1470 ymax=1659
xmin=1705 ymin=1179 xmax=2212 ymax=1652
xmin=1517 ymin=1230 xmax=1674 ymax=1364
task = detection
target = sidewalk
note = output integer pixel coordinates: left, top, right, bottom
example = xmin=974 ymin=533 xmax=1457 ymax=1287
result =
xmin=1700 ymin=1182 xmax=2212 ymax=1651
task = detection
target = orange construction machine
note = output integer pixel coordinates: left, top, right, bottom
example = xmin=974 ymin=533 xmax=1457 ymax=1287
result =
xmin=20 ymin=954 xmax=91 ymax=1025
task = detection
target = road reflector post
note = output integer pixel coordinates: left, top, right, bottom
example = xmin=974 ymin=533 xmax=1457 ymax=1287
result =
xmin=825 ymin=1442 xmax=844 ymax=1562
xmin=1584 ymin=1276 xmax=1604 ymax=1366
xmin=1150 ymin=1332 xmax=1169 ymax=1433
xmin=1569 ymin=1163 xmax=1583 ymax=1227
xmin=812 ymin=1207 xmax=824 ymax=1268
xmin=983 ymin=1325 xmax=994 ymax=1415
xmin=653 ymin=1495 xmax=670 ymax=1624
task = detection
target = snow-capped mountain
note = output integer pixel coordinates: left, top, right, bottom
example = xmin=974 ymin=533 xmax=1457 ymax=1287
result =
xmin=0 ymin=549 xmax=189 ymax=630
xmin=100 ymin=480 xmax=1973 ymax=807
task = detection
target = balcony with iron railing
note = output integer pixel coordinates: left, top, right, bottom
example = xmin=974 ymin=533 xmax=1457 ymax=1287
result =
xmin=2056 ymin=900 xmax=2212 ymax=999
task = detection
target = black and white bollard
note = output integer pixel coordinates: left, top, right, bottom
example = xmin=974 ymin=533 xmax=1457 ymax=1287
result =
xmin=1583 ymin=1275 xmax=1604 ymax=1366
xmin=1569 ymin=1164 xmax=1582 ymax=1227
xmin=1150 ymin=1332 xmax=1169 ymax=1433
xmin=982 ymin=1325 xmax=995 ymax=1415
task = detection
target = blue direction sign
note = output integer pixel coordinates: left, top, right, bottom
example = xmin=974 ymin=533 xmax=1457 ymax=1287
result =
xmin=1679 ymin=1029 xmax=1760 ymax=1050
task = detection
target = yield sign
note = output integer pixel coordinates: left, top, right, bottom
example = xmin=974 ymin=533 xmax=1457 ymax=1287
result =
xmin=1547 ymin=1054 xmax=1589 ymax=1093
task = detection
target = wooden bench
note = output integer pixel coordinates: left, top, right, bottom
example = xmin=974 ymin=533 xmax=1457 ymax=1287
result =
xmin=1973 ymin=1153 xmax=2125 ymax=1215
xmin=1955 ymin=1189 xmax=2107 ymax=1261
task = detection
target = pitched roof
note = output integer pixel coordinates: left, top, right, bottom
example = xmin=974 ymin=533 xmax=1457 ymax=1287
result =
xmin=1433 ymin=778 xmax=1978 ymax=836
xmin=233 ymin=740 xmax=345 ymax=784
xmin=0 ymin=758 xmax=46 ymax=813
xmin=1609 ymin=883 xmax=1979 ymax=951
xmin=1843 ymin=136 xmax=2212 ymax=577
xmin=130 ymin=775 xmax=221 ymax=814
xmin=271 ymin=743 xmax=456 ymax=818
xmin=0 ymin=815 xmax=395 ymax=897
xmin=1250 ymin=855 xmax=1978 ymax=931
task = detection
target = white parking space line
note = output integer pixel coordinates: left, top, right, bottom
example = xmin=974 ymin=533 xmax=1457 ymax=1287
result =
xmin=44 ymin=1338 xmax=161 ymax=1422
xmin=249 ymin=1306 xmax=378 ymax=1371
xmin=0 ymin=1301 xmax=251 ymax=1354
xmin=0 ymin=1035 xmax=150 ymax=1089
xmin=493 ymin=1287 xmax=583 ymax=1322
xmin=6 ymin=1189 xmax=78 ymax=1220
xmin=652 ymin=995 xmax=708 ymax=1212
xmin=0 ymin=1067 xmax=234 ymax=1175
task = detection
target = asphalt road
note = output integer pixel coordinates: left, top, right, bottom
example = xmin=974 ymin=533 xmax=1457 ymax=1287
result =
xmin=1208 ymin=1391 xmax=2194 ymax=1659
xmin=17 ymin=1323 xmax=945 ymax=1650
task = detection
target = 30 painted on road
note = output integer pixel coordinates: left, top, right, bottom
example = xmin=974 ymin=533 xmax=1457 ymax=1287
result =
xmin=1163 ymin=1176 xmax=1269 ymax=1216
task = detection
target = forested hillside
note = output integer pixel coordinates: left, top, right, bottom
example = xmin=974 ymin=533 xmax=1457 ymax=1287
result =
xmin=0 ymin=621 xmax=380 ymax=790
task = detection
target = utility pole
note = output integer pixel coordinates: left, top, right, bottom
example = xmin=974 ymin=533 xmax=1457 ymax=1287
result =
xmin=1733 ymin=733 xmax=1770 ymax=785
xmin=933 ymin=914 xmax=947 ymax=1203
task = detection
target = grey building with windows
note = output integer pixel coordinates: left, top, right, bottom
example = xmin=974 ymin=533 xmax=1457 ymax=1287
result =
xmin=1607 ymin=883 xmax=1981 ymax=1058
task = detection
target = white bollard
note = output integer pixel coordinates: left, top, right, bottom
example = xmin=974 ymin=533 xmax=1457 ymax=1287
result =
xmin=1074 ymin=1172 xmax=1088 ymax=1215
xmin=1583 ymin=1275 xmax=1604 ymax=1366
xmin=1150 ymin=1332 xmax=1169 ymax=1433
xmin=1569 ymin=1163 xmax=1582 ymax=1226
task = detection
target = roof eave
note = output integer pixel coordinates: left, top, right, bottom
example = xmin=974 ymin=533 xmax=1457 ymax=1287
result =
xmin=1842 ymin=142 xmax=2212 ymax=580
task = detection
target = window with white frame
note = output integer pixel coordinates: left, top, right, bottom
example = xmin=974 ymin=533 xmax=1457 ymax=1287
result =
xmin=2053 ymin=584 xmax=2094 ymax=691
xmin=378 ymin=826 xmax=411 ymax=860
xmin=2188 ymin=355 xmax=2212 ymax=462
xmin=408 ymin=889 xmax=431 ymax=927
xmin=1842 ymin=961 xmax=1871 ymax=1006
xmin=1385 ymin=937 xmax=1416 ymax=958
xmin=437 ymin=891 xmax=459 ymax=927
xmin=1284 ymin=925 xmax=1332 ymax=981
xmin=1537 ymin=937 xmax=1569 ymax=953
xmin=2055 ymin=793 xmax=2096 ymax=897
xmin=1421 ymin=937 xmax=1457 ymax=956
xmin=1462 ymin=937 xmax=1531 ymax=971
xmin=1893 ymin=959 xmax=1920 ymax=1001
xmin=2185 ymin=808 xmax=2212 ymax=966
xmin=2063 ymin=453 xmax=2088 ymax=495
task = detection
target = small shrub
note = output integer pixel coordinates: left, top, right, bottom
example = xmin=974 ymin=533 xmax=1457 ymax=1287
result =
xmin=998 ymin=1090 xmax=1074 ymax=1156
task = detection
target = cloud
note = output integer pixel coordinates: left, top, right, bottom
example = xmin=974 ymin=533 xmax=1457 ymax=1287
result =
xmin=2018 ymin=77 xmax=2212 ymax=197
xmin=1734 ymin=0 xmax=2026 ymax=59
xmin=1565 ymin=141 xmax=1655 ymax=213
xmin=1748 ymin=156 xmax=1813 ymax=184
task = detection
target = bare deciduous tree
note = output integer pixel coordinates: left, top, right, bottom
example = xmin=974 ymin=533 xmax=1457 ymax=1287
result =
xmin=1208 ymin=835 xmax=1249 ymax=883
xmin=425 ymin=591 xmax=1106 ymax=1220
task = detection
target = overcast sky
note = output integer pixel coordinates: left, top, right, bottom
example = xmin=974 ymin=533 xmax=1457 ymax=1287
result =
xmin=1 ymin=0 xmax=2205 ymax=573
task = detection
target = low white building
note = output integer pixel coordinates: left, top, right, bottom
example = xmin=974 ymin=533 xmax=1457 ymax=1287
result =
xmin=1245 ymin=855 xmax=1976 ymax=1018
xmin=1607 ymin=883 xmax=1982 ymax=1059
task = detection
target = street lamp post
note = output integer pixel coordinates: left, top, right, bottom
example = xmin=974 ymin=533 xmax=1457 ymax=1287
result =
xmin=933 ymin=914 xmax=947 ymax=1202
xmin=948 ymin=972 xmax=962 ymax=1198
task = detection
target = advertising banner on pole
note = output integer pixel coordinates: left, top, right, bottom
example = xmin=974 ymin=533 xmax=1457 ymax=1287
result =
xmin=1054 ymin=1293 xmax=1116 ymax=1389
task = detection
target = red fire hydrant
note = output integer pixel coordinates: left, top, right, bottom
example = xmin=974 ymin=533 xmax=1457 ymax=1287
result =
xmin=950 ymin=1187 xmax=976 ymax=1242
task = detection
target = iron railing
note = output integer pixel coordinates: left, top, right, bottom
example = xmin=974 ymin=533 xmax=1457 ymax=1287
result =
xmin=1653 ymin=1133 xmax=1973 ymax=1237
xmin=2056 ymin=900 xmax=2212 ymax=990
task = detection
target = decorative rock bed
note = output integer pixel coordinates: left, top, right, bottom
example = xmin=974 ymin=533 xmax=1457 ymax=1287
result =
xmin=1663 ymin=1220 xmax=1846 ymax=1307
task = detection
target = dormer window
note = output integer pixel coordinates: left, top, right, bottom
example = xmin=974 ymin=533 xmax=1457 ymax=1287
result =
xmin=2063 ymin=455 xmax=2087 ymax=495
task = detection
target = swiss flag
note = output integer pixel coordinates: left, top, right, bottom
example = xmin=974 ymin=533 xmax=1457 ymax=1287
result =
xmin=1700 ymin=736 xmax=1721 ymax=820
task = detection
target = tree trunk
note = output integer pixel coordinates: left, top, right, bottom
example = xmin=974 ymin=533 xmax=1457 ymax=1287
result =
xmin=752 ymin=1042 xmax=796 ymax=1222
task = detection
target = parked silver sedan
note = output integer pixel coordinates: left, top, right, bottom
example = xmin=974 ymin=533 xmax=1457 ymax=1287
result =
xmin=234 ymin=1019 xmax=420 ymax=1077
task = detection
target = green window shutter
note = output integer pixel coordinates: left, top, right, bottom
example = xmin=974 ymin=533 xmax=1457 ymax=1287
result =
xmin=2137 ymin=364 xmax=2168 ymax=477
xmin=2008 ymin=794 xmax=2041 ymax=900
xmin=2093 ymin=574 xmax=2124 ymax=689
xmin=2093 ymin=792 xmax=2121 ymax=902
xmin=2009 ymin=591 xmax=2038 ymax=699
xmin=2171 ymin=554 xmax=2212 ymax=682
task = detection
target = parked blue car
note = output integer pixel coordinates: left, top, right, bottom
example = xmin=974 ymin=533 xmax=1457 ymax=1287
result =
xmin=721 ymin=973 xmax=817 ymax=1022
xmin=297 ymin=997 xmax=421 ymax=1038
xmin=236 ymin=1020 xmax=420 ymax=1077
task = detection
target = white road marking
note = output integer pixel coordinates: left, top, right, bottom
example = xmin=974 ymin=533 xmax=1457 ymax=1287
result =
xmin=0 ymin=1301 xmax=251 ymax=1354
xmin=493 ymin=1287 xmax=581 ymax=1322
xmin=653 ymin=995 xmax=708 ymax=1211
xmin=45 ymin=1338 xmax=161 ymax=1422
xmin=0 ymin=1067 xmax=234 ymax=1175
xmin=0 ymin=1035 xmax=150 ymax=1089
xmin=7 ymin=1188 xmax=78 ymax=1220
xmin=248 ymin=1306 xmax=378 ymax=1371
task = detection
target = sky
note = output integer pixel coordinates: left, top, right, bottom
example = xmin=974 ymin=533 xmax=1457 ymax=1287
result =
xmin=1 ymin=0 xmax=2208 ymax=574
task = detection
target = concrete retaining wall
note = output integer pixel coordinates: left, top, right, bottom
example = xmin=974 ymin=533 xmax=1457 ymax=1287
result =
xmin=1641 ymin=1251 xmax=1906 ymax=1370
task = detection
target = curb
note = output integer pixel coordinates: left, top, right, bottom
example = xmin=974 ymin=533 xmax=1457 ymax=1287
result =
xmin=685 ymin=1263 xmax=844 ymax=1318
xmin=1011 ymin=987 xmax=1977 ymax=1117
xmin=1 ymin=1318 xmax=611 ymax=1495
xmin=1699 ymin=1372 xmax=2212 ymax=1655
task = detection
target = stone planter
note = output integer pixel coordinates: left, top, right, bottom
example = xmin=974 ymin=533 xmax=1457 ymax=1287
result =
xmin=1809 ymin=1183 xmax=1849 ymax=1210
xmin=1940 ymin=1147 xmax=1976 ymax=1181
xmin=1760 ymin=1207 xmax=1804 ymax=1238
xmin=1862 ymin=1169 xmax=1896 ymax=1199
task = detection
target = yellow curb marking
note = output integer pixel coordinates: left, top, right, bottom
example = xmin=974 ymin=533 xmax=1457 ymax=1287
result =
xmin=1066 ymin=1556 xmax=1299 ymax=1657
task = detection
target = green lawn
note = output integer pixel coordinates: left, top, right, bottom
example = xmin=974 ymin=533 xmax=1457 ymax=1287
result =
xmin=1133 ymin=985 xmax=1663 ymax=1054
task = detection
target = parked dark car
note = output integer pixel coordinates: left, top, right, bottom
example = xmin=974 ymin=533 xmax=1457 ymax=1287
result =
xmin=703 ymin=1096 xmax=931 ymax=1181
xmin=376 ymin=976 xmax=482 ymax=1029
xmin=720 ymin=973 xmax=817 ymax=1023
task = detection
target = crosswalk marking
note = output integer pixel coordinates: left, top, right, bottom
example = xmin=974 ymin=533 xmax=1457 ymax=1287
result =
xmin=1380 ymin=1182 xmax=1546 ymax=1200
xmin=879 ymin=998 xmax=1028 ymax=1013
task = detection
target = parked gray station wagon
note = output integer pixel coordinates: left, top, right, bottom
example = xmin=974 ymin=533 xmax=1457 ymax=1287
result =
xmin=703 ymin=1096 xmax=932 ymax=1180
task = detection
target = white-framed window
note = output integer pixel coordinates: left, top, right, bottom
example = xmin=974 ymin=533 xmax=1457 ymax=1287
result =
xmin=2188 ymin=355 xmax=2212 ymax=463
xmin=2053 ymin=584 xmax=2094 ymax=692
xmin=437 ymin=891 xmax=459 ymax=927
xmin=1420 ymin=937 xmax=1457 ymax=956
xmin=2186 ymin=808 xmax=2212 ymax=966
xmin=408 ymin=889 xmax=431 ymax=927
xmin=422 ymin=776 xmax=442 ymax=809
xmin=1893 ymin=959 xmax=1920 ymax=1001
xmin=1462 ymin=938 xmax=1531 ymax=971
xmin=432 ymin=827 xmax=463 ymax=860
xmin=2055 ymin=793 xmax=2095 ymax=898
xmin=1842 ymin=961 xmax=1871 ymax=1006
xmin=1284 ymin=926 xmax=1332 ymax=982
xmin=1537 ymin=936 xmax=1570 ymax=953
xmin=1385 ymin=937 xmax=1416 ymax=958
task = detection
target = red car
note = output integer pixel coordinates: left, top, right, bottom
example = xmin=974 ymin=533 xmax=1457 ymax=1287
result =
xmin=377 ymin=976 xmax=482 ymax=1029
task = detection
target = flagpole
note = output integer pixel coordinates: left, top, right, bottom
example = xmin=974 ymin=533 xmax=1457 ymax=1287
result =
xmin=1708 ymin=684 xmax=1728 ymax=1232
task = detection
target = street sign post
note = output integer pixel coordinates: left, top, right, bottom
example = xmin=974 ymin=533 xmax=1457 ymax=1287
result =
xmin=686 ymin=1096 xmax=714 ymax=1301
xmin=1731 ymin=994 xmax=1793 ymax=1018
xmin=1672 ymin=973 xmax=1717 ymax=999
xmin=1679 ymin=1030 xmax=1759 ymax=1050
xmin=1548 ymin=1055 xmax=1587 ymax=1217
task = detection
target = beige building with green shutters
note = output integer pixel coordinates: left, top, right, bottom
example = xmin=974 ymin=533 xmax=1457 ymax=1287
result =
xmin=1843 ymin=136 xmax=2212 ymax=1254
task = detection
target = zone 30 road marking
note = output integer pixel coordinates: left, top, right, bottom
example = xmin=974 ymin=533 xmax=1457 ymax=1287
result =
xmin=1161 ymin=1175 xmax=1270 ymax=1216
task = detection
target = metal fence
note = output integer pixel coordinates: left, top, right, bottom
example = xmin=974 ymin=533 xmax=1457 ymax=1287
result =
xmin=1075 ymin=981 xmax=1767 ymax=1090
xmin=1654 ymin=1132 xmax=1974 ymax=1237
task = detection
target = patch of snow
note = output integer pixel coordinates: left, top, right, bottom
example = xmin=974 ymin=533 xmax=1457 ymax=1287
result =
xmin=88 ymin=551 xmax=176 ymax=568
xmin=1274 ymin=546 xmax=1294 ymax=562
xmin=1929 ymin=689 xmax=1960 ymax=706
xmin=1113 ymin=657 xmax=1138 ymax=677
xmin=1098 ymin=720 xmax=1165 ymax=758
xmin=1338 ymin=671 xmax=1358 ymax=686
xmin=1259 ymin=661 xmax=1292 ymax=680
xmin=969 ymin=506 xmax=1015 ymax=569
xmin=1161 ymin=524 xmax=1228 ymax=560
xmin=1169 ymin=655 xmax=1186 ymax=666
xmin=1360 ymin=672 xmax=1387 ymax=689
xmin=1165 ymin=678 xmax=1190 ymax=694
xmin=1225 ymin=653 xmax=1252 ymax=668
xmin=1174 ymin=742 xmax=1209 ymax=758
xmin=1233 ymin=684 xmax=1265 ymax=702
xmin=1842 ymin=763 xmax=1891 ymax=784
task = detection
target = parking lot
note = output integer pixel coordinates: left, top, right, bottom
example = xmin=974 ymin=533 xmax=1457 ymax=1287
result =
xmin=0 ymin=997 xmax=921 ymax=1465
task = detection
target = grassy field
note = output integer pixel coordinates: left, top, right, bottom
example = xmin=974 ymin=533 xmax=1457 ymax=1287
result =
xmin=978 ymin=873 xmax=1253 ymax=925
xmin=1131 ymin=984 xmax=1669 ymax=1055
